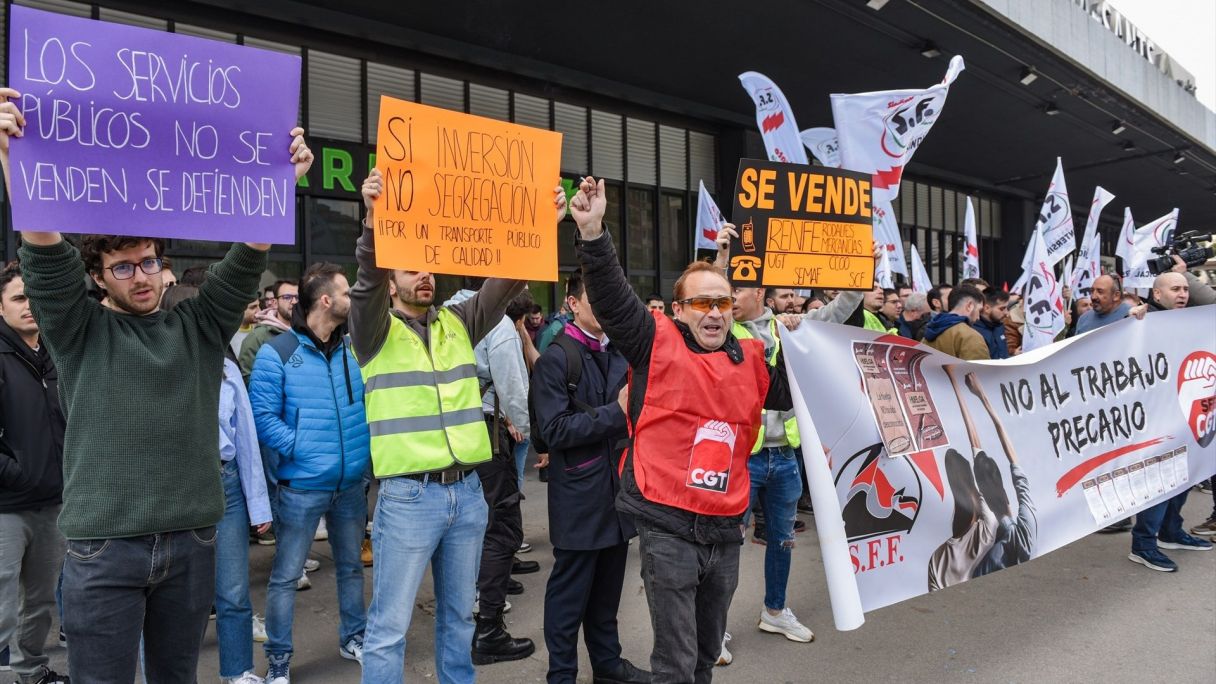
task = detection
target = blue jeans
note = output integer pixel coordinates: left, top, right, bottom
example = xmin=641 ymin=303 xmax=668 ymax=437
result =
xmin=216 ymin=459 xmax=256 ymax=678
xmin=362 ymin=472 xmax=488 ymax=684
xmin=1132 ymin=489 xmax=1189 ymax=554
xmin=61 ymin=528 xmax=216 ymax=683
xmin=265 ymin=483 xmax=367 ymax=662
xmin=747 ymin=446 xmax=802 ymax=611
xmin=515 ymin=438 xmax=530 ymax=492
xmin=261 ymin=445 xmax=281 ymax=527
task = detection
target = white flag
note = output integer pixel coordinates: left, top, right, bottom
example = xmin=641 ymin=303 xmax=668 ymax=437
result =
xmin=739 ymin=72 xmax=808 ymax=165
xmin=799 ymin=127 xmax=841 ymax=168
xmin=1012 ymin=229 xmax=1041 ymax=294
xmin=695 ymin=180 xmax=726 ymax=252
xmin=1122 ymin=209 xmax=1179 ymax=289
xmin=875 ymin=246 xmax=894 ymax=289
xmin=872 ymin=199 xmax=908 ymax=277
xmin=1071 ymin=187 xmax=1115 ymax=297
xmin=1115 ymin=207 xmax=1136 ymax=266
xmin=1061 ymin=256 xmax=1075 ymax=298
xmin=831 ymin=55 xmax=964 ymax=201
xmin=1022 ymin=233 xmax=1066 ymax=352
xmin=962 ymin=197 xmax=980 ymax=280
xmin=909 ymin=245 xmax=932 ymax=294
xmin=1033 ymin=158 xmax=1074 ymax=266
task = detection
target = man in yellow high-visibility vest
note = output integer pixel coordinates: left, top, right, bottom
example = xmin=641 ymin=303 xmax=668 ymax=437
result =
xmin=350 ymin=168 xmax=565 ymax=683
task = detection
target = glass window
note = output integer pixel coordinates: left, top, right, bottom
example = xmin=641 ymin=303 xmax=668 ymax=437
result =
xmin=929 ymin=186 xmax=943 ymax=230
xmin=469 ymin=83 xmax=509 ymax=122
xmin=630 ymin=275 xmax=657 ymax=302
xmin=626 ymin=118 xmax=656 ymax=186
xmin=174 ymin=24 xmax=236 ymax=42
xmin=244 ymin=37 xmax=300 ymax=55
xmin=943 ymin=189 xmax=957 ymax=233
xmin=555 ymin=102 xmax=588 ymax=173
xmin=659 ymin=125 xmax=687 ymax=190
xmin=513 ymin=93 xmax=549 ymax=129
xmin=308 ymin=50 xmax=361 ymax=141
xmin=367 ymin=63 xmax=415 ymax=143
xmin=591 ymin=110 xmax=624 ymax=180
xmin=689 ymin=131 xmax=716 ymax=192
xmin=420 ymin=73 xmax=464 ymax=112
xmin=915 ymin=183 xmax=930 ymax=228
xmin=97 ymin=8 xmax=167 ymax=29
xmin=659 ymin=192 xmax=688 ymax=272
xmin=604 ymin=182 xmax=624 ymax=257
xmin=15 ymin=0 xmax=90 ymax=17
xmin=900 ymin=181 xmax=916 ymax=224
xmin=557 ymin=215 xmax=578 ymax=270
xmin=308 ymin=198 xmax=360 ymax=258
xmin=626 ymin=187 xmax=655 ymax=273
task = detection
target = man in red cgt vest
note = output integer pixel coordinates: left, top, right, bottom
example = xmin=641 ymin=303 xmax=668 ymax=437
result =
xmin=568 ymin=176 xmax=802 ymax=683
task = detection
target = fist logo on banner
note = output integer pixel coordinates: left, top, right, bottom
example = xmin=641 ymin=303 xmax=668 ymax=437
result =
xmin=687 ymin=421 xmax=738 ymax=494
xmin=1177 ymin=351 xmax=1216 ymax=448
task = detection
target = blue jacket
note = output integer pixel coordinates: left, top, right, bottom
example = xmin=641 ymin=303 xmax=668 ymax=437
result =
xmin=972 ymin=317 xmax=1009 ymax=359
xmin=249 ymin=326 xmax=370 ymax=491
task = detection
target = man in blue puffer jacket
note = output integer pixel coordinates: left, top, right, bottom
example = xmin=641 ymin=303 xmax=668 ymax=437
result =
xmin=250 ymin=263 xmax=370 ymax=680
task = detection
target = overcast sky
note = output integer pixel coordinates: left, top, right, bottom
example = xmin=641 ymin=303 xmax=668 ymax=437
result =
xmin=1109 ymin=0 xmax=1215 ymax=112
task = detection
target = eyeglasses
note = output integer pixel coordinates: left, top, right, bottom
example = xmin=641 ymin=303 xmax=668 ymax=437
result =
xmin=676 ymin=296 xmax=733 ymax=314
xmin=106 ymin=258 xmax=163 ymax=280
xmin=278 ymin=293 xmax=299 ymax=303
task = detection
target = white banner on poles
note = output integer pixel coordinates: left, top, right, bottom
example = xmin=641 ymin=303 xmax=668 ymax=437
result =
xmin=739 ymin=72 xmax=808 ymax=165
xmin=1072 ymin=187 xmax=1116 ymax=298
xmin=1122 ymin=209 xmax=1180 ymax=289
xmin=873 ymin=199 xmax=908 ymax=278
xmin=695 ymin=180 xmax=726 ymax=252
xmin=800 ymin=127 xmax=841 ymax=168
xmin=1022 ymin=231 xmax=1066 ymax=352
xmin=1034 ymin=158 xmax=1075 ymax=266
xmin=831 ymin=55 xmax=965 ymax=202
xmin=909 ymin=244 xmax=932 ymax=294
xmin=782 ymin=310 xmax=1216 ymax=629
xmin=962 ymin=197 xmax=980 ymax=280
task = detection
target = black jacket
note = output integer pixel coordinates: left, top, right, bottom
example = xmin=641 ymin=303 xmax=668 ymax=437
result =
xmin=576 ymin=231 xmax=792 ymax=545
xmin=0 ymin=319 xmax=65 ymax=512
xmin=533 ymin=330 xmax=634 ymax=550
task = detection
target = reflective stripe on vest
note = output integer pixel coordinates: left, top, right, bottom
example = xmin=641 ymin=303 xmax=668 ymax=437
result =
xmin=733 ymin=319 xmax=801 ymax=452
xmin=357 ymin=308 xmax=491 ymax=477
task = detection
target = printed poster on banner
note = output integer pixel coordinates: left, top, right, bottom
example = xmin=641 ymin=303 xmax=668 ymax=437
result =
xmin=831 ymin=56 xmax=964 ymax=202
xmin=738 ymin=72 xmax=808 ymax=165
xmin=727 ymin=159 xmax=874 ymax=290
xmin=1121 ymin=209 xmax=1179 ymax=289
xmin=1032 ymin=158 xmax=1074 ymax=266
xmin=873 ymin=199 xmax=908 ymax=278
xmin=696 ymin=180 xmax=726 ymax=252
xmin=782 ymin=310 xmax=1215 ymax=630
xmin=1072 ymin=187 xmax=1116 ymax=298
xmin=800 ymin=127 xmax=841 ymax=168
xmin=962 ymin=197 xmax=980 ymax=280
xmin=6 ymin=5 xmax=302 ymax=242
xmin=372 ymin=96 xmax=563 ymax=280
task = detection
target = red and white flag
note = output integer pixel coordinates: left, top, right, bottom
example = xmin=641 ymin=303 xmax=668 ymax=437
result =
xmin=1032 ymin=158 xmax=1074 ymax=266
xmin=1071 ymin=187 xmax=1115 ymax=297
xmin=739 ymin=72 xmax=808 ymax=165
xmin=830 ymin=55 xmax=964 ymax=202
xmin=873 ymin=199 xmax=907 ymax=278
xmin=1121 ymin=208 xmax=1179 ymax=288
xmin=962 ymin=197 xmax=980 ymax=279
xmin=909 ymin=244 xmax=932 ymax=294
xmin=875 ymin=246 xmax=894 ymax=289
xmin=695 ymin=180 xmax=726 ymax=252
xmin=799 ymin=127 xmax=841 ymax=167
xmin=1022 ymin=232 xmax=1066 ymax=352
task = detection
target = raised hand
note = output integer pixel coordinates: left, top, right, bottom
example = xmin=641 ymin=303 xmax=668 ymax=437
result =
xmin=362 ymin=169 xmax=383 ymax=219
xmin=554 ymin=184 xmax=568 ymax=225
xmin=569 ymin=176 xmax=607 ymax=239
xmin=0 ymin=88 xmax=24 ymax=157
xmin=289 ymin=127 xmax=313 ymax=180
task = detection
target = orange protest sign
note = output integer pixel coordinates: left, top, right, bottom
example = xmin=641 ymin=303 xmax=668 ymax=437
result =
xmin=372 ymin=96 xmax=563 ymax=280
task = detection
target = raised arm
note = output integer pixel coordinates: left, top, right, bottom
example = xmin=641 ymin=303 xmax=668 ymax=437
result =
xmin=349 ymin=170 xmax=393 ymax=364
xmin=0 ymin=87 xmax=57 ymax=246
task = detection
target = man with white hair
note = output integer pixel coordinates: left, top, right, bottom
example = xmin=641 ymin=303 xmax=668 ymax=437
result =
xmin=896 ymin=292 xmax=933 ymax=341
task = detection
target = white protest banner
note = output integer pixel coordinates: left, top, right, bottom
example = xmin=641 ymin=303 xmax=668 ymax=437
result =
xmin=831 ymin=56 xmax=964 ymax=202
xmin=800 ymin=127 xmax=841 ymax=167
xmin=873 ymin=199 xmax=908 ymax=278
xmin=962 ymin=197 xmax=980 ymax=280
xmin=909 ymin=244 xmax=932 ymax=293
xmin=1012 ymin=229 xmax=1041 ymax=294
xmin=1022 ymin=231 xmax=1066 ymax=352
xmin=1072 ymin=187 xmax=1116 ymax=298
xmin=1033 ymin=158 xmax=1075 ymax=266
xmin=695 ymin=180 xmax=726 ymax=252
xmin=1115 ymin=207 xmax=1137 ymax=278
xmin=738 ymin=72 xmax=808 ymax=165
xmin=1122 ymin=209 xmax=1179 ymax=289
xmin=782 ymin=310 xmax=1216 ymax=630
xmin=876 ymin=247 xmax=895 ymax=289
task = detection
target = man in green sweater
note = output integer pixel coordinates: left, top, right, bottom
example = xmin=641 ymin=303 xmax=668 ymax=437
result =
xmin=0 ymin=86 xmax=314 ymax=683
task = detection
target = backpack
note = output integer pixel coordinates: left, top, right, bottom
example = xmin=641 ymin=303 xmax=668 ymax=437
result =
xmin=528 ymin=331 xmax=595 ymax=454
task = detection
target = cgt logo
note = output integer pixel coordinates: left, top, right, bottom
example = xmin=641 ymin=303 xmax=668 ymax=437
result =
xmin=689 ymin=468 xmax=729 ymax=492
xmin=1177 ymin=351 xmax=1216 ymax=448
xmin=686 ymin=420 xmax=737 ymax=494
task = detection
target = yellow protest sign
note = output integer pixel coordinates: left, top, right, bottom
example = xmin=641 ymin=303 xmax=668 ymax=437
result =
xmin=372 ymin=96 xmax=563 ymax=280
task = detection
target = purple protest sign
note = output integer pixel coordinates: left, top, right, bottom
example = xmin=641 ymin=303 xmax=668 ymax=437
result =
xmin=7 ymin=6 xmax=301 ymax=243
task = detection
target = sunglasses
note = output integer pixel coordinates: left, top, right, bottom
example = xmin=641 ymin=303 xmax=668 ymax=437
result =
xmin=676 ymin=296 xmax=733 ymax=313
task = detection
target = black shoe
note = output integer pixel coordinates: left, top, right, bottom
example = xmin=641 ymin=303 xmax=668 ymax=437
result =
xmin=33 ymin=668 xmax=71 ymax=684
xmin=1099 ymin=518 xmax=1132 ymax=533
xmin=793 ymin=519 xmax=807 ymax=533
xmin=507 ymin=578 xmax=524 ymax=595
xmin=593 ymin=658 xmax=652 ymax=684
xmin=797 ymin=495 xmax=814 ymax=514
xmin=471 ymin=611 xmax=535 ymax=665
xmin=511 ymin=558 xmax=540 ymax=575
xmin=752 ymin=523 xmax=767 ymax=546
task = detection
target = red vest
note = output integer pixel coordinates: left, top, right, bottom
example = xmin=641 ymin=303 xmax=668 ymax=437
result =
xmin=628 ymin=313 xmax=769 ymax=516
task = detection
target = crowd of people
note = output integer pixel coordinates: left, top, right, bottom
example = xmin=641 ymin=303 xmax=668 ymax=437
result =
xmin=0 ymin=82 xmax=1212 ymax=684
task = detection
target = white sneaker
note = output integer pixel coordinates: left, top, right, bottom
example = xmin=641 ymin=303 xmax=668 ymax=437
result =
xmin=302 ymin=558 xmax=320 ymax=572
xmin=757 ymin=607 xmax=814 ymax=643
xmin=296 ymin=572 xmax=311 ymax=591
xmin=252 ymin=614 xmax=267 ymax=643
xmin=224 ymin=671 xmax=266 ymax=684
xmin=314 ymin=519 xmax=328 ymax=541
xmin=339 ymin=636 xmax=364 ymax=664
xmin=716 ymin=632 xmax=732 ymax=666
xmin=366 ymin=521 xmax=373 ymax=534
